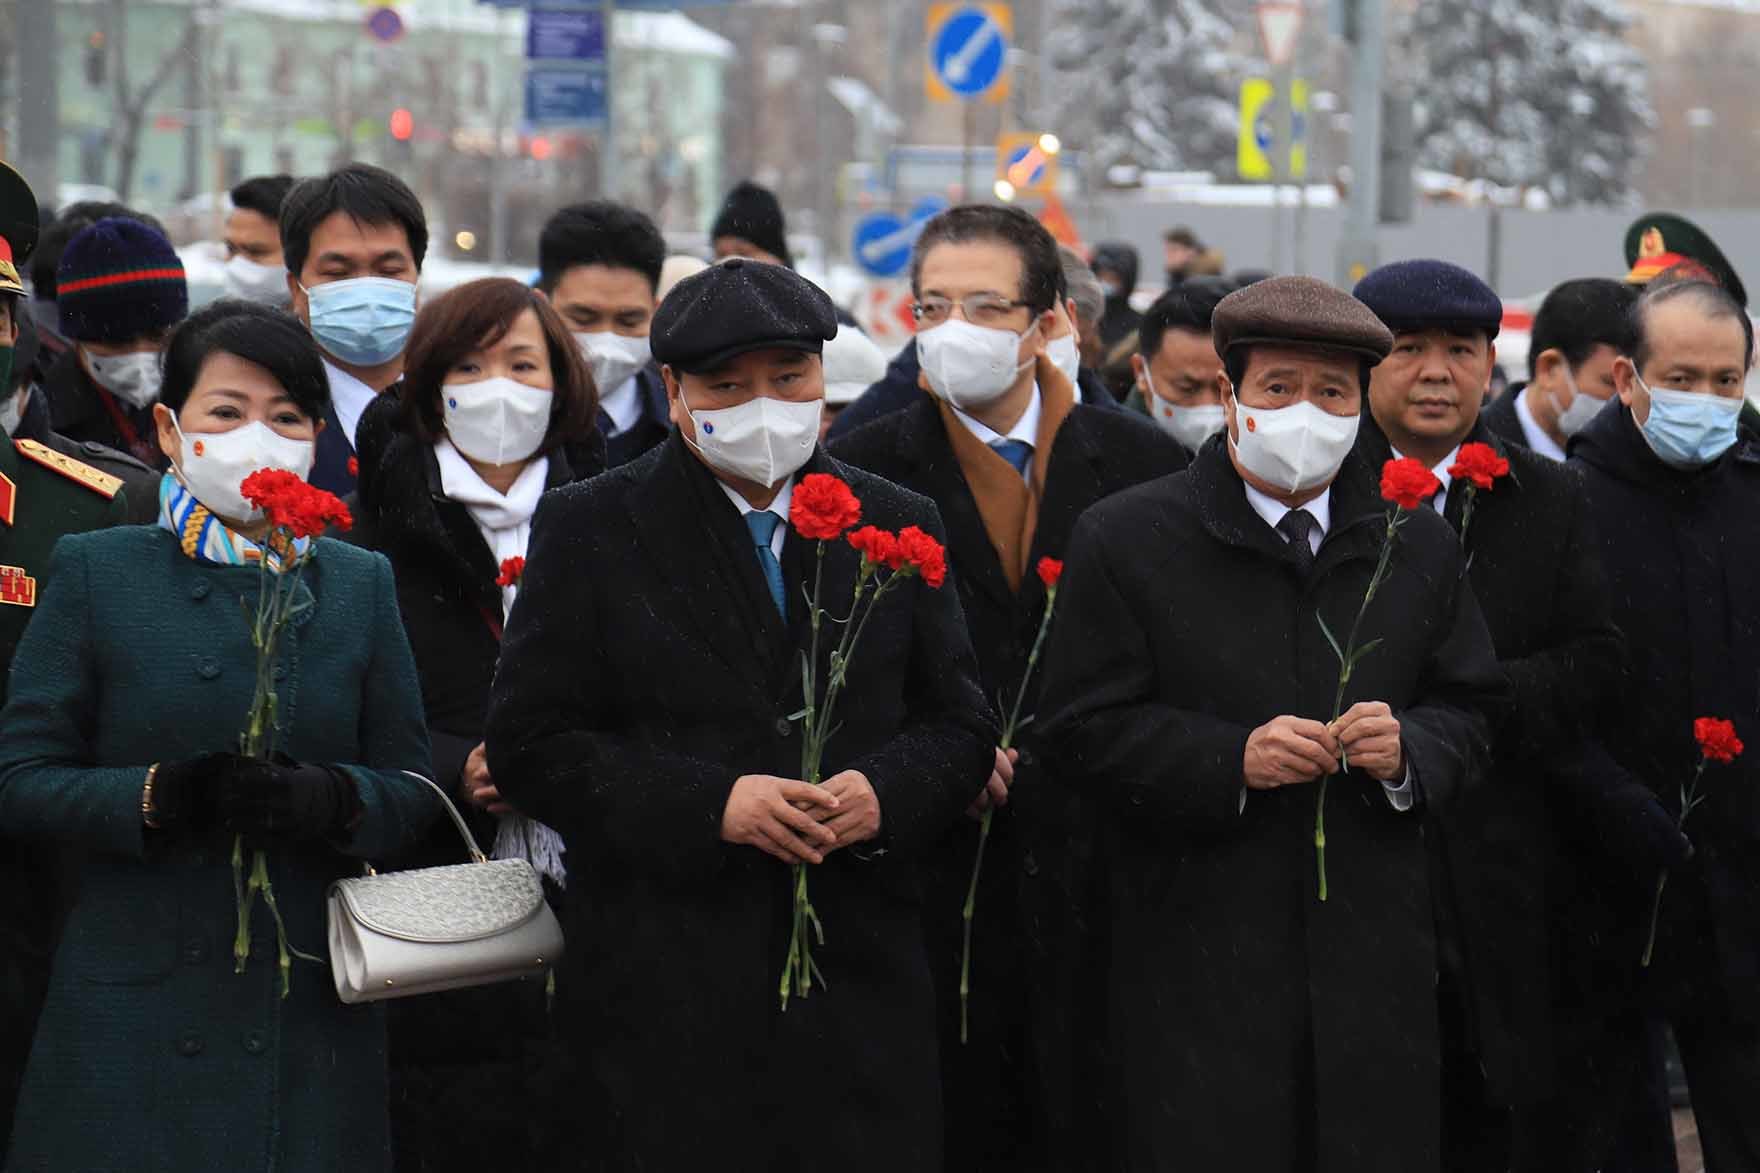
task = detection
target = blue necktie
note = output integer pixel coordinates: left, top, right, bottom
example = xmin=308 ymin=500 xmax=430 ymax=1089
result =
xmin=744 ymin=511 xmax=787 ymax=618
xmin=990 ymin=439 xmax=1033 ymax=477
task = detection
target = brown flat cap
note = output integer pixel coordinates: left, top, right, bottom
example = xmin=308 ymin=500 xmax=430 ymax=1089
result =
xmin=1212 ymin=275 xmax=1394 ymax=365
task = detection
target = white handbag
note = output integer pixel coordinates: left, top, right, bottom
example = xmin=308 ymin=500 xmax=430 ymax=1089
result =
xmin=326 ymin=771 xmax=565 ymax=1004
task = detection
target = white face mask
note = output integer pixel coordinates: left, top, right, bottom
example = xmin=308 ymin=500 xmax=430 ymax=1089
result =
xmin=1227 ymin=390 xmax=1360 ymax=494
xmin=85 ymin=348 xmax=163 ymax=409
xmin=681 ymin=389 xmax=822 ymax=487
xmin=442 ymin=376 xmax=554 ymax=467
xmin=174 ymin=418 xmax=316 ymax=524
xmin=917 ymin=319 xmax=1038 ymax=411
xmin=574 ymin=331 xmax=652 ymax=395
xmin=1046 ymin=332 xmax=1081 ymax=387
xmin=1550 ymin=369 xmax=1605 ymax=438
xmin=223 ymin=255 xmax=291 ymax=306
xmin=0 ymin=388 xmax=23 ymax=436
xmin=1142 ymin=371 xmax=1226 ymax=452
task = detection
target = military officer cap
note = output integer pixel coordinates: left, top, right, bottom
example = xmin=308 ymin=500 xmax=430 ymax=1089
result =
xmin=1351 ymin=259 xmax=1502 ymax=340
xmin=651 ymin=257 xmax=838 ymax=374
xmin=0 ymin=162 xmax=40 ymax=299
xmin=1624 ymin=212 xmax=1747 ymax=308
xmin=1212 ymin=275 xmax=1394 ymax=366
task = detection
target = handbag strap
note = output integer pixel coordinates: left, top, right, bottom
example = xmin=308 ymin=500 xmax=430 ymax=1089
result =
xmin=399 ymin=770 xmax=490 ymax=864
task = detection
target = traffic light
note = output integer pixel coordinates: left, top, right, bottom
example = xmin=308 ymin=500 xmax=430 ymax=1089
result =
xmin=389 ymin=108 xmax=414 ymax=142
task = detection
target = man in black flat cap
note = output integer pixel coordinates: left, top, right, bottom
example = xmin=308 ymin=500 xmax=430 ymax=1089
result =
xmin=1352 ymin=259 xmax=1630 ymax=1173
xmin=485 ymin=257 xmax=998 ymax=1173
xmin=1037 ymin=275 xmax=1505 ymax=1173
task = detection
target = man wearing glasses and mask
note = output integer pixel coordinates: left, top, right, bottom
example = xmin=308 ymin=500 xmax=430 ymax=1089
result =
xmin=832 ymin=204 xmax=1179 ymax=1171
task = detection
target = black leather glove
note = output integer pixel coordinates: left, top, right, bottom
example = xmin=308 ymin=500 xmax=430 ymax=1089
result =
xmin=1592 ymin=779 xmax=1694 ymax=872
xmin=213 ymin=755 xmax=364 ymax=842
xmin=148 ymin=753 xmax=236 ymax=833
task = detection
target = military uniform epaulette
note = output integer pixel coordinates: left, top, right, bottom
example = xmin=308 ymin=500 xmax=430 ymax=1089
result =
xmin=14 ymin=439 xmax=123 ymax=500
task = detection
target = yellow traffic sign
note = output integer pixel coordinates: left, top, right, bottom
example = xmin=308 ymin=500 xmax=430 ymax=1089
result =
xmin=995 ymin=132 xmax=1058 ymax=196
xmin=1237 ymin=77 xmax=1309 ymax=181
xmin=926 ymin=3 xmax=1013 ymax=105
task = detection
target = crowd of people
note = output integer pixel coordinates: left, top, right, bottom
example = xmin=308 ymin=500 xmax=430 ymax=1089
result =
xmin=0 ymin=152 xmax=1754 ymax=1173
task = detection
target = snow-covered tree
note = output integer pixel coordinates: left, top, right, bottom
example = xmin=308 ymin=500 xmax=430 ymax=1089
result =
xmin=1406 ymin=0 xmax=1653 ymax=205
xmin=1048 ymin=0 xmax=1251 ymax=175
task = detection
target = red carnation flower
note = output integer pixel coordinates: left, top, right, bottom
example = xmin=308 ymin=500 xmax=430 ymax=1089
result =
xmin=847 ymin=525 xmax=900 ymax=569
xmin=1695 ymin=717 xmax=1744 ymax=764
xmin=896 ymin=525 xmax=948 ymax=589
xmin=790 ymin=473 xmax=863 ymax=541
xmin=1380 ymin=457 xmax=1442 ymax=512
xmin=496 ymin=556 xmax=526 ymax=588
xmin=241 ymin=468 xmax=352 ymax=538
xmin=347 ymin=456 xmax=360 ymax=479
xmin=1448 ymin=442 xmax=1510 ymax=492
xmin=1036 ymin=557 xmax=1064 ymax=589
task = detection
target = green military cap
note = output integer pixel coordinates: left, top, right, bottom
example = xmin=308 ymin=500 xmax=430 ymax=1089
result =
xmin=1623 ymin=211 xmax=1747 ymax=308
xmin=1211 ymin=275 xmax=1394 ymax=365
xmin=0 ymin=162 xmax=38 ymax=298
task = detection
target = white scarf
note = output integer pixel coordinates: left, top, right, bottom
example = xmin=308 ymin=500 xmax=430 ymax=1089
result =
xmin=434 ymin=439 xmax=569 ymax=889
xmin=434 ymin=439 xmax=548 ymax=618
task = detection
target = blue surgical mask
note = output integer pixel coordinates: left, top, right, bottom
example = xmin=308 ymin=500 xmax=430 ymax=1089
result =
xmin=302 ymin=276 xmax=417 ymax=367
xmin=1635 ymin=375 xmax=1743 ymax=468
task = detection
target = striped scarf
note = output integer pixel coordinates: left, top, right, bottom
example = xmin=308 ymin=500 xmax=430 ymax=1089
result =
xmin=156 ymin=474 xmax=311 ymax=574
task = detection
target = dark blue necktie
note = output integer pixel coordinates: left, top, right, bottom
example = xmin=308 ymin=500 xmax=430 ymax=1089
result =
xmin=744 ymin=511 xmax=787 ymax=618
xmin=990 ymin=439 xmax=1033 ymax=477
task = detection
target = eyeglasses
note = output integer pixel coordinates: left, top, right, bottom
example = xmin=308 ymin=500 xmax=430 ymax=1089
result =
xmin=911 ymin=293 xmax=1028 ymax=328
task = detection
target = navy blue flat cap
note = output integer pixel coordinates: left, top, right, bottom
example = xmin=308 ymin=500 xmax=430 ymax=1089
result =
xmin=651 ymin=257 xmax=838 ymax=374
xmin=1353 ymin=259 xmax=1502 ymax=340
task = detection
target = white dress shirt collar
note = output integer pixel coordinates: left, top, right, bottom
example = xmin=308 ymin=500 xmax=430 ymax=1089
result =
xmin=322 ymin=359 xmax=377 ymax=452
xmin=1513 ymin=386 xmax=1568 ymax=461
xmin=951 ymin=384 xmax=1042 ymax=449
xmin=718 ymin=476 xmax=794 ymax=560
xmin=599 ymin=374 xmax=643 ymax=436
xmin=1242 ymin=481 xmax=1332 ymax=554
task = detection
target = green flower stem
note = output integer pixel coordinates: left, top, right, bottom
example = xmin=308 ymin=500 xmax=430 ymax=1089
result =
xmin=1641 ymin=760 xmax=1705 ymax=968
xmin=231 ymin=530 xmax=321 ymax=994
xmin=1318 ymin=509 xmax=1403 ymax=903
xmin=960 ymin=585 xmax=1058 ymax=1043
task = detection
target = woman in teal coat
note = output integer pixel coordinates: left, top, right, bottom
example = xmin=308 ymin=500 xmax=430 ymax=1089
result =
xmin=0 ymin=300 xmax=433 ymax=1172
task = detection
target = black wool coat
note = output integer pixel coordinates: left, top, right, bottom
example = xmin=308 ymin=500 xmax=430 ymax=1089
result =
xmin=484 ymin=435 xmax=997 ymax=1173
xmin=1037 ymin=437 xmax=1506 ymax=1173
xmin=1571 ymin=401 xmax=1760 ymax=1018
xmin=1355 ymin=415 xmax=1623 ymax=1105
xmin=831 ymin=394 xmax=1184 ymax=1169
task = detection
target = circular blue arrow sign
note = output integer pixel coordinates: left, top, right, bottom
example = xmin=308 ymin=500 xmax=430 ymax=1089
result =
xmin=932 ymin=6 xmax=1007 ymax=99
xmin=365 ymin=6 xmax=405 ymax=43
xmin=853 ymin=213 xmax=914 ymax=278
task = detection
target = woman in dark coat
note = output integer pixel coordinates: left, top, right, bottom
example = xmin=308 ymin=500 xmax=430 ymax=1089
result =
xmin=0 ymin=300 xmax=434 ymax=1172
xmin=348 ymin=277 xmax=602 ymax=1171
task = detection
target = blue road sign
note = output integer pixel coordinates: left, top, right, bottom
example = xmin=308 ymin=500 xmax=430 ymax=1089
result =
xmin=365 ymin=6 xmax=405 ymax=42
xmin=529 ymin=9 xmax=606 ymax=61
xmin=931 ymin=5 xmax=1007 ymax=100
xmin=525 ymin=66 xmax=608 ymax=127
xmin=852 ymin=200 xmax=949 ymax=279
